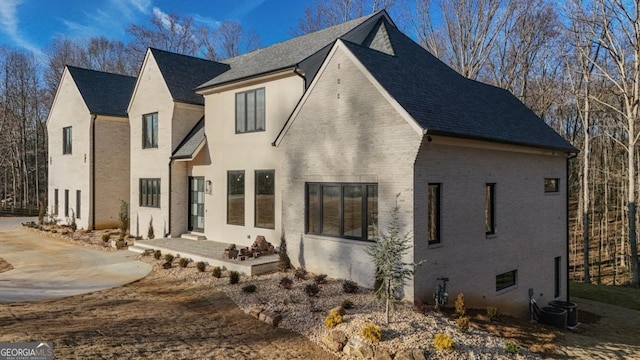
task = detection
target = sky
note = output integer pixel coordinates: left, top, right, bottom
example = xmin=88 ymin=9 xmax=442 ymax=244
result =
xmin=0 ymin=0 xmax=328 ymax=60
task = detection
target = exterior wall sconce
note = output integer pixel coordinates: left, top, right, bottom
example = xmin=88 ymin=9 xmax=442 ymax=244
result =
xmin=205 ymin=180 xmax=212 ymax=195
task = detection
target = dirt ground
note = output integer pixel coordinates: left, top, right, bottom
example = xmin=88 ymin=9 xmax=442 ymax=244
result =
xmin=0 ymin=270 xmax=335 ymax=360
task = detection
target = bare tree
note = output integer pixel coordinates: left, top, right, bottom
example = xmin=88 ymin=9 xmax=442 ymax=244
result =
xmin=293 ymin=0 xmax=397 ymax=35
xmin=127 ymin=11 xmax=201 ymax=58
xmin=200 ymin=21 xmax=261 ymax=60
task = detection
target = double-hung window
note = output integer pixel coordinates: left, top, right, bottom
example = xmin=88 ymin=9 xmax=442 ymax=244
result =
xmin=428 ymin=183 xmax=441 ymax=244
xmin=305 ymin=183 xmax=378 ymax=241
xmin=235 ymin=88 xmax=265 ymax=133
xmin=62 ymin=126 xmax=72 ymax=154
xmin=142 ymin=113 xmax=158 ymax=149
xmin=140 ymin=179 xmax=161 ymax=207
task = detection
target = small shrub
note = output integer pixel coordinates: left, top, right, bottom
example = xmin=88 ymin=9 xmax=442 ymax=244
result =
xmin=487 ymin=306 xmax=500 ymax=321
xmin=147 ymin=216 xmax=155 ymax=239
xmin=84 ymin=229 xmax=91 ymax=234
xmin=455 ymin=293 xmax=466 ymax=317
xmin=304 ymin=283 xmax=320 ymax=297
xmin=102 ymin=233 xmax=111 ymax=242
xmin=229 ymin=270 xmax=240 ymax=284
xmin=342 ymin=280 xmax=358 ymax=294
xmin=456 ymin=316 xmax=471 ymax=333
xmin=212 ymin=266 xmax=222 ymax=278
xmin=294 ymin=268 xmax=308 ymax=280
xmin=69 ymin=210 xmax=77 ymax=232
xmin=164 ymin=254 xmax=174 ymax=263
xmin=433 ymin=333 xmax=455 ymax=351
xmin=242 ymin=284 xmax=257 ymax=293
xmin=324 ymin=309 xmax=343 ymax=328
xmin=118 ymin=200 xmax=129 ymax=235
xmin=153 ymin=250 xmax=161 ymax=260
xmin=196 ymin=261 xmax=206 ymax=272
xmin=314 ymin=274 xmax=328 ymax=284
xmin=51 ymin=229 xmax=58 ymax=234
xmin=178 ymin=257 xmax=189 ymax=268
xmin=38 ymin=201 xmax=45 ymax=225
xmin=504 ymin=340 xmax=520 ymax=355
xmin=341 ymin=299 xmax=354 ymax=309
xmin=361 ymin=322 xmax=382 ymax=343
xmin=279 ymin=276 xmax=293 ymax=289
xmin=278 ymin=231 xmax=292 ymax=272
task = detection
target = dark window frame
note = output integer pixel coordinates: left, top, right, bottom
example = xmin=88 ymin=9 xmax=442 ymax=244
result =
xmin=496 ymin=269 xmax=517 ymax=291
xmin=139 ymin=178 xmax=161 ymax=208
xmin=305 ymin=183 xmax=378 ymax=242
xmin=255 ymin=170 xmax=275 ymax=229
xmin=485 ymin=183 xmax=496 ymax=235
xmin=428 ymin=183 xmax=441 ymax=244
xmin=64 ymin=189 xmax=69 ymax=217
xmin=62 ymin=126 xmax=72 ymax=154
xmin=227 ymin=171 xmax=245 ymax=226
xmin=545 ymin=178 xmax=560 ymax=193
xmin=554 ymin=256 xmax=561 ymax=298
xmin=235 ymin=88 xmax=265 ymax=134
xmin=142 ymin=112 xmax=158 ymax=149
xmin=76 ymin=190 xmax=81 ymax=219
xmin=54 ymin=189 xmax=59 ymax=216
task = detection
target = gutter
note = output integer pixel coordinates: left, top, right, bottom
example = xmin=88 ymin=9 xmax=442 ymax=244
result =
xmin=91 ymin=114 xmax=97 ymax=230
xmin=567 ymin=152 xmax=578 ymax=302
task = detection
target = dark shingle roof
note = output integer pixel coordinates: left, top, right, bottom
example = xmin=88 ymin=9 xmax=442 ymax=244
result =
xmin=342 ymin=20 xmax=576 ymax=152
xmin=197 ymin=12 xmax=388 ymax=89
xmin=172 ymin=117 xmax=205 ymax=159
xmin=150 ymin=48 xmax=230 ymax=105
xmin=67 ymin=66 xmax=136 ymax=117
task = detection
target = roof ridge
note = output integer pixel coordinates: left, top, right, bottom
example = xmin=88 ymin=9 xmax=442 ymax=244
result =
xmin=149 ymin=47 xmax=223 ymax=64
xmin=66 ymin=65 xmax=136 ymax=79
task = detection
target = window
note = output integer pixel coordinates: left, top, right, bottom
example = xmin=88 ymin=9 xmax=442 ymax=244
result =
xmin=428 ymin=183 xmax=441 ymax=244
xmin=555 ymin=256 xmax=561 ymax=298
xmin=235 ymin=88 xmax=265 ymax=133
xmin=545 ymin=178 xmax=559 ymax=193
xmin=142 ymin=113 xmax=158 ymax=149
xmin=54 ymin=189 xmax=59 ymax=215
xmin=496 ymin=270 xmax=517 ymax=291
xmin=305 ymin=183 xmax=378 ymax=241
xmin=139 ymin=179 xmax=161 ymax=207
xmin=485 ymin=183 xmax=495 ymax=235
xmin=227 ymin=171 xmax=245 ymax=225
xmin=76 ymin=190 xmax=81 ymax=219
xmin=255 ymin=170 xmax=275 ymax=229
xmin=62 ymin=126 xmax=72 ymax=154
xmin=64 ymin=189 xmax=69 ymax=217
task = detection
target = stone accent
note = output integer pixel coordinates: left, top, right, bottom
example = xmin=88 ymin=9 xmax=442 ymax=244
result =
xmin=249 ymin=307 xmax=262 ymax=319
xmin=321 ymin=330 xmax=348 ymax=352
xmin=343 ymin=338 xmax=373 ymax=359
xmin=395 ymin=349 xmax=427 ymax=360
xmin=252 ymin=308 xmax=282 ymax=326
xmin=373 ymin=349 xmax=393 ymax=360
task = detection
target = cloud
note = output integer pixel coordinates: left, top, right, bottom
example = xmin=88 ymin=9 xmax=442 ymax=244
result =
xmin=61 ymin=0 xmax=152 ymax=41
xmin=193 ymin=14 xmax=221 ymax=29
xmin=0 ymin=0 xmax=45 ymax=58
xmin=230 ymin=0 xmax=268 ymax=19
xmin=130 ymin=0 xmax=151 ymax=14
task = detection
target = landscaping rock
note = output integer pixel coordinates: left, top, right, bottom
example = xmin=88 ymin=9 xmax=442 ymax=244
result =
xmin=373 ymin=349 xmax=393 ymax=360
xmin=249 ymin=307 xmax=262 ymax=319
xmin=262 ymin=311 xmax=282 ymax=326
xmin=395 ymin=349 xmax=427 ymax=360
xmin=343 ymin=338 xmax=373 ymax=359
xmin=322 ymin=330 xmax=348 ymax=352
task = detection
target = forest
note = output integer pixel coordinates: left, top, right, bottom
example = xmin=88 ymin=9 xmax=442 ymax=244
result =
xmin=0 ymin=0 xmax=638 ymax=286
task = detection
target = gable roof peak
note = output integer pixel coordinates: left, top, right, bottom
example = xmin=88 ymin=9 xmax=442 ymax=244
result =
xmin=66 ymin=65 xmax=136 ymax=117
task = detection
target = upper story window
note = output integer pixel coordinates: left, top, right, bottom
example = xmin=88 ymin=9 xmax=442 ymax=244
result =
xmin=236 ymin=88 xmax=265 ymax=133
xmin=143 ymin=113 xmax=158 ymax=149
xmin=485 ymin=183 xmax=496 ymax=235
xmin=63 ymin=126 xmax=72 ymax=154
xmin=545 ymin=178 xmax=559 ymax=193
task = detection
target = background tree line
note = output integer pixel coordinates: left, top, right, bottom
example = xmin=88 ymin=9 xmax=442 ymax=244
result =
xmin=1 ymin=0 xmax=638 ymax=285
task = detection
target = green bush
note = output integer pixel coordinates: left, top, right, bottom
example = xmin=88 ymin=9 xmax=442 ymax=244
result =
xmin=242 ymin=284 xmax=257 ymax=293
xmin=153 ymin=250 xmax=161 ymax=260
xmin=178 ymin=257 xmax=189 ymax=268
xmin=361 ymin=322 xmax=382 ymax=343
xmin=504 ymin=340 xmax=520 ymax=355
xmin=341 ymin=299 xmax=354 ymax=309
xmin=314 ymin=274 xmax=328 ymax=284
xmin=196 ymin=261 xmax=206 ymax=272
xmin=456 ymin=316 xmax=471 ymax=333
xmin=229 ymin=271 xmax=240 ymax=284
xmin=164 ymin=254 xmax=174 ymax=263
xmin=212 ymin=266 xmax=222 ymax=278
xmin=342 ymin=280 xmax=358 ymax=294
xmin=324 ymin=309 xmax=343 ymax=328
xmin=304 ymin=283 xmax=320 ymax=297
xmin=102 ymin=233 xmax=111 ymax=242
xmin=487 ymin=306 xmax=500 ymax=321
xmin=433 ymin=333 xmax=455 ymax=351
xmin=279 ymin=276 xmax=293 ymax=289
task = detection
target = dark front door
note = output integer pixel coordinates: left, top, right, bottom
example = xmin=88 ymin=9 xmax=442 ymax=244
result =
xmin=189 ymin=177 xmax=205 ymax=232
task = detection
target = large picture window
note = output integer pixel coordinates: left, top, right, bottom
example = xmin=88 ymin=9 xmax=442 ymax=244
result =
xmin=142 ymin=113 xmax=158 ymax=149
xmin=428 ymin=183 xmax=441 ymax=244
xmin=255 ymin=170 xmax=275 ymax=229
xmin=485 ymin=183 xmax=496 ymax=235
xmin=305 ymin=183 xmax=378 ymax=241
xmin=63 ymin=126 xmax=72 ymax=154
xmin=227 ymin=171 xmax=245 ymax=225
xmin=235 ymin=88 xmax=265 ymax=133
xmin=140 ymin=178 xmax=161 ymax=208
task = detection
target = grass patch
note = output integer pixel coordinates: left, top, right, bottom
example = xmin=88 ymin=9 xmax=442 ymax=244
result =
xmin=571 ymin=281 xmax=640 ymax=311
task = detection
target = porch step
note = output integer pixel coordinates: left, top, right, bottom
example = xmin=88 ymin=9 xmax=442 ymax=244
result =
xmin=180 ymin=233 xmax=207 ymax=241
xmin=127 ymin=244 xmax=148 ymax=254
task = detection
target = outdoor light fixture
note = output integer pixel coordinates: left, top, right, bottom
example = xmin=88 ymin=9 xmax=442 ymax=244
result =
xmin=205 ymin=180 xmax=212 ymax=195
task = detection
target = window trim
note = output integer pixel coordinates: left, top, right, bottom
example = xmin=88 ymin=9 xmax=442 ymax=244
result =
xmin=496 ymin=269 xmax=517 ymax=292
xmin=545 ymin=178 xmax=560 ymax=193
xmin=305 ymin=182 xmax=378 ymax=242
xmin=255 ymin=170 xmax=275 ymax=229
xmin=485 ymin=183 xmax=496 ymax=236
xmin=227 ymin=170 xmax=245 ymax=226
xmin=62 ymin=126 xmax=72 ymax=154
xmin=139 ymin=178 xmax=161 ymax=208
xmin=142 ymin=112 xmax=158 ymax=149
xmin=428 ymin=183 xmax=441 ymax=245
xmin=76 ymin=190 xmax=81 ymax=219
xmin=235 ymin=88 xmax=266 ymax=134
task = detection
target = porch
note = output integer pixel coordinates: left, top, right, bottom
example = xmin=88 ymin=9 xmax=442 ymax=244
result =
xmin=128 ymin=238 xmax=279 ymax=276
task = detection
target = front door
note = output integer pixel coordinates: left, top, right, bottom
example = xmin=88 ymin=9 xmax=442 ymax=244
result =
xmin=188 ymin=177 xmax=205 ymax=232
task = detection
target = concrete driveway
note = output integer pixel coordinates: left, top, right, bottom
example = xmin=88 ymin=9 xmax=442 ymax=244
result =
xmin=0 ymin=217 xmax=151 ymax=302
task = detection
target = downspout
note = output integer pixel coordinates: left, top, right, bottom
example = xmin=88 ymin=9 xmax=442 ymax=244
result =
xmin=167 ymin=159 xmax=172 ymax=238
xmin=91 ymin=114 xmax=97 ymax=230
xmin=567 ymin=152 xmax=578 ymax=302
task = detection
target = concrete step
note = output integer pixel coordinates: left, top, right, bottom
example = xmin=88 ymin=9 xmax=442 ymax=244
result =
xmin=180 ymin=233 xmax=207 ymax=241
xmin=127 ymin=245 xmax=149 ymax=254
